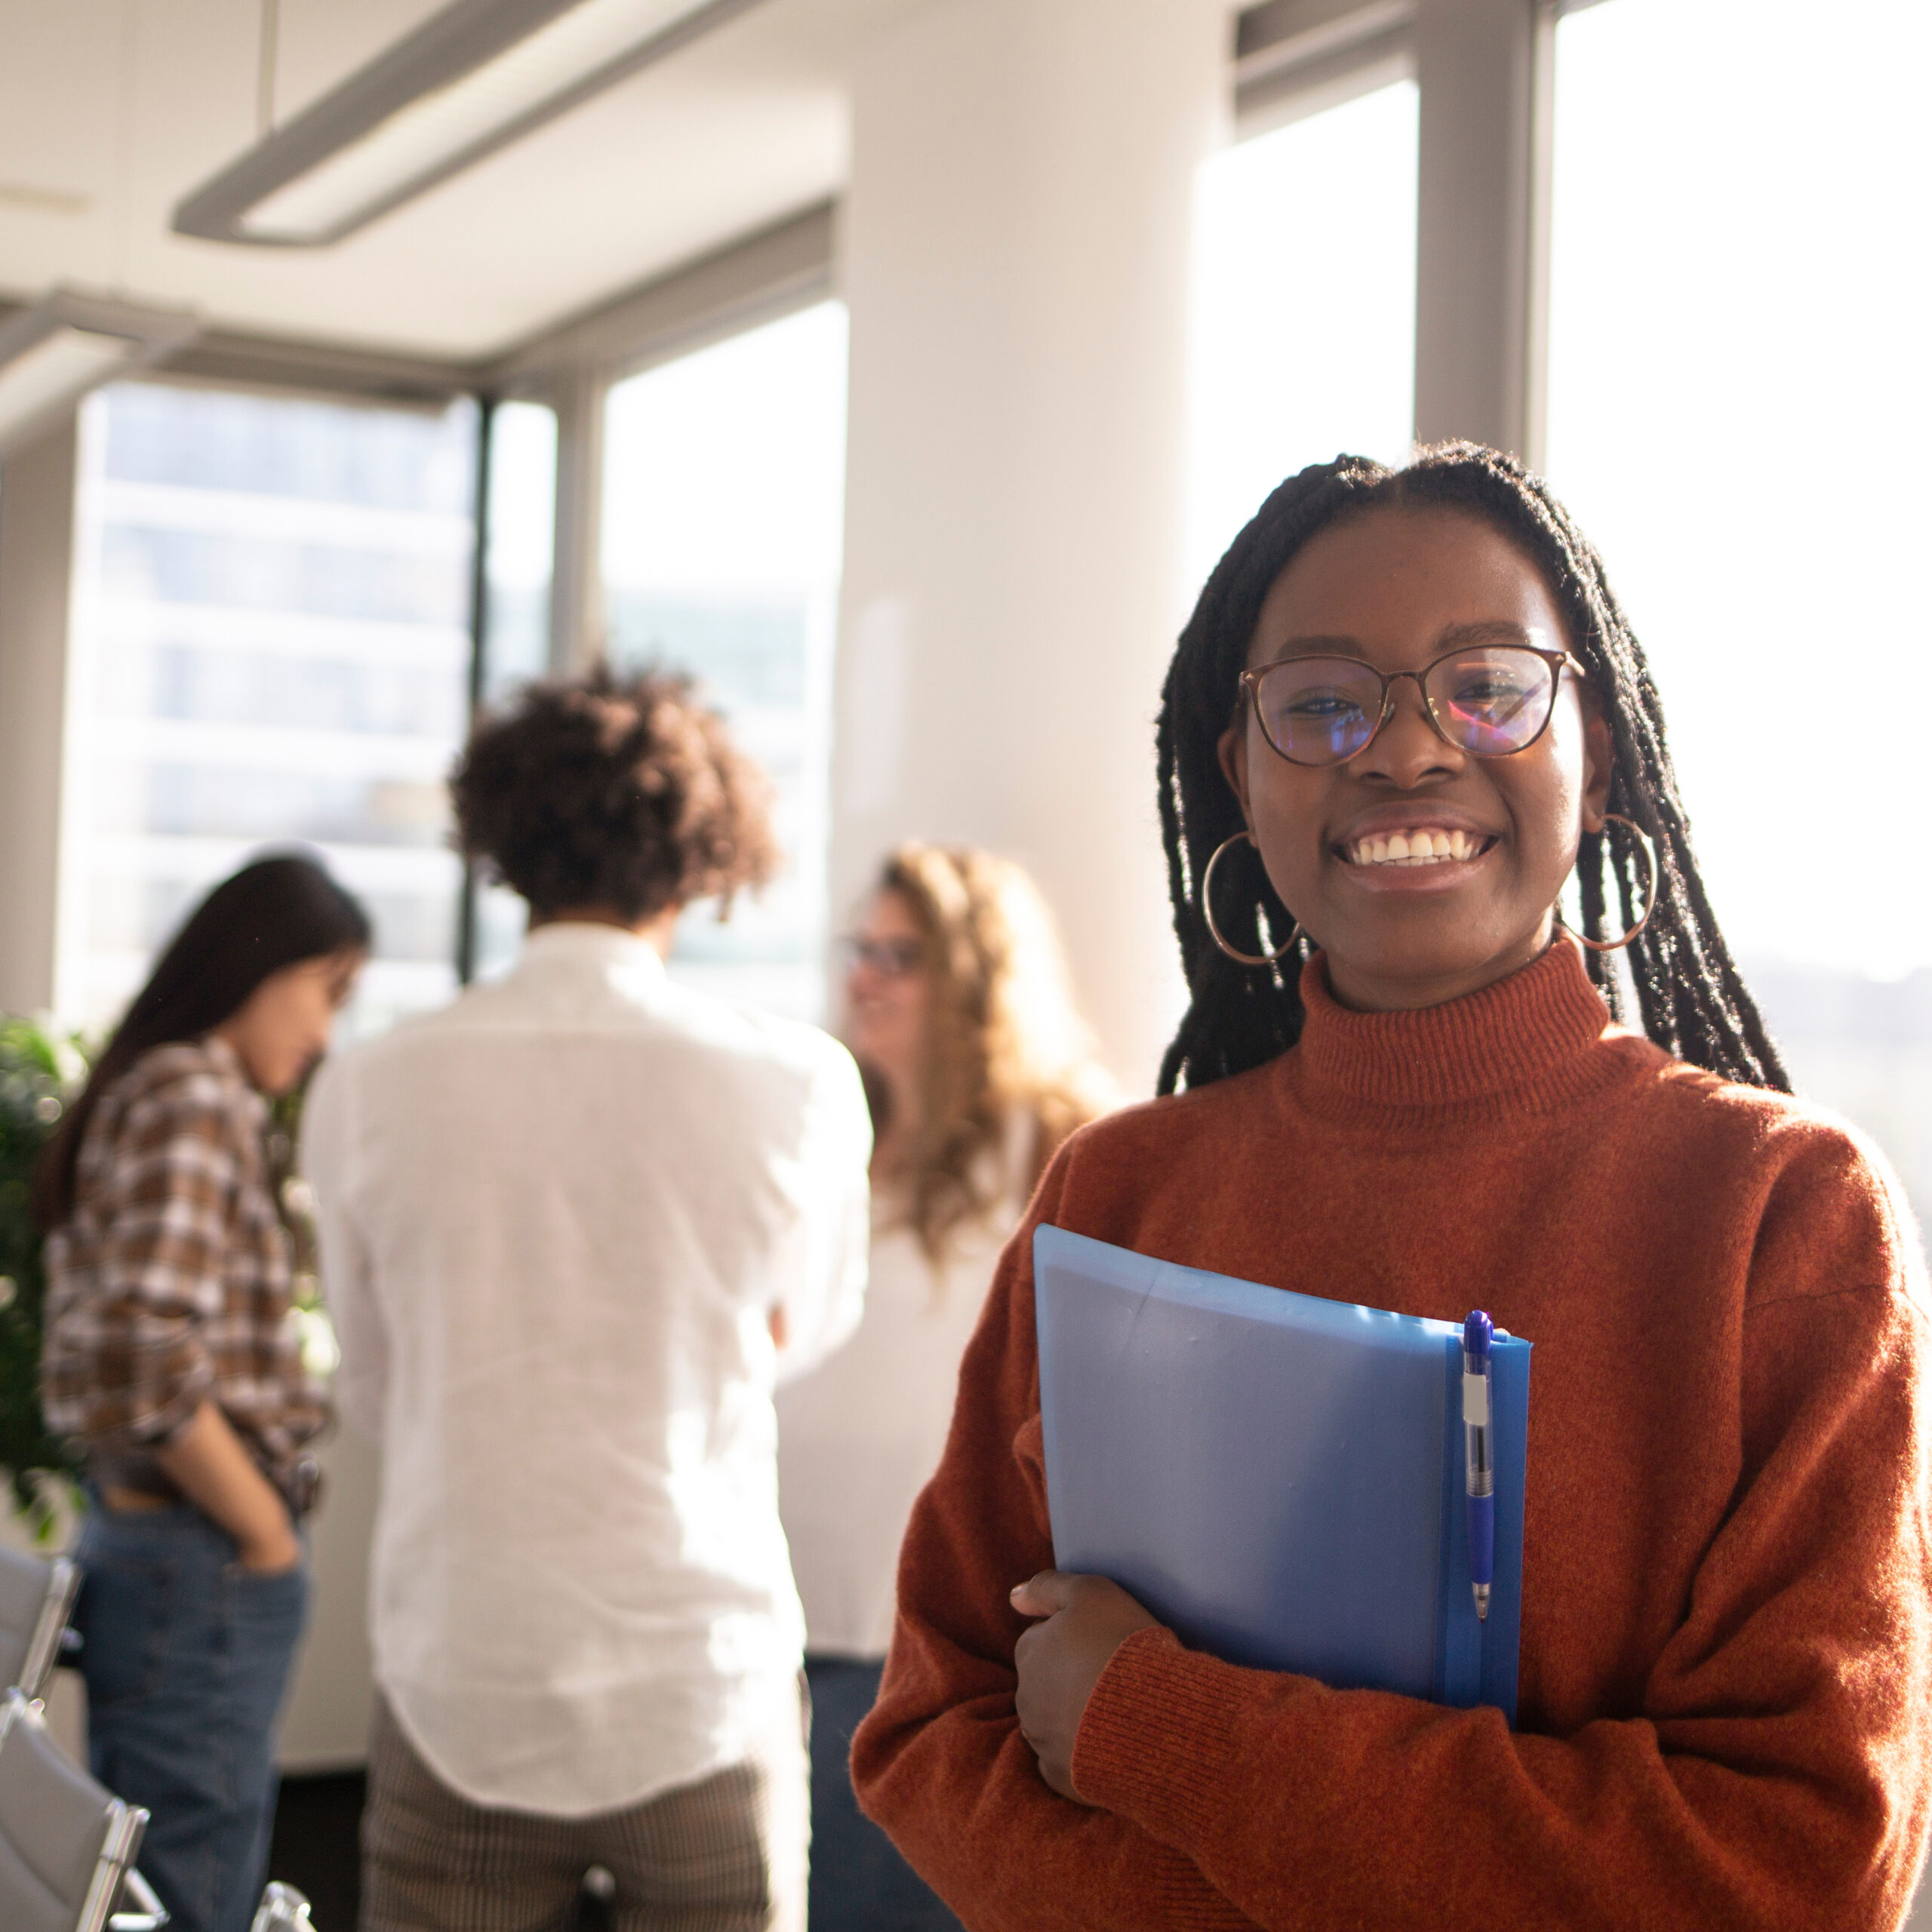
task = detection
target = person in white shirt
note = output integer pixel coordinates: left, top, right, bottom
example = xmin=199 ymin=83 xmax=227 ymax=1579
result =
xmin=775 ymin=844 xmax=1115 ymax=1932
xmin=303 ymin=666 xmax=871 ymax=1932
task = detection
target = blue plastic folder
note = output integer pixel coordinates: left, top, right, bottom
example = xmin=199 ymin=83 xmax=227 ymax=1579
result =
xmin=1033 ymin=1226 xmax=1530 ymax=1723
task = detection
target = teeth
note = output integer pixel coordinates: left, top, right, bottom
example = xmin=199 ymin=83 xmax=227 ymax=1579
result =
xmin=1347 ymin=828 xmax=1484 ymax=868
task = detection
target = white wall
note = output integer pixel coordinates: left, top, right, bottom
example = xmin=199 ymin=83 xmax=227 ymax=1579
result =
xmin=276 ymin=1426 xmax=380 ymax=1772
xmin=829 ymin=0 xmax=1227 ymax=1094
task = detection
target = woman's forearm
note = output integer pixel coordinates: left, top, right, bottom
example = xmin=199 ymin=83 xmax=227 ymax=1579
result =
xmin=152 ymin=1401 xmax=300 ymax=1571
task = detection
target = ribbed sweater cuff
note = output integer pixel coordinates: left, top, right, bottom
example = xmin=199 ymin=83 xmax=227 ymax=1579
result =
xmin=1073 ymin=1626 xmax=1249 ymax=1855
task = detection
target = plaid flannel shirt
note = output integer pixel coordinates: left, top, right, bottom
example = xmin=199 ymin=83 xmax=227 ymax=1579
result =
xmin=42 ymin=1036 xmax=328 ymax=1490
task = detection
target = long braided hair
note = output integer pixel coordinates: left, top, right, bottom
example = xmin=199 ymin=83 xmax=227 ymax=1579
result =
xmin=1155 ymin=442 xmax=1788 ymax=1097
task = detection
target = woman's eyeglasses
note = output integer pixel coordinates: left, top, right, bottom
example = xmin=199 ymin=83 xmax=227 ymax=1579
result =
xmin=841 ymin=936 xmax=927 ymax=980
xmin=1238 ymin=644 xmax=1586 ymax=769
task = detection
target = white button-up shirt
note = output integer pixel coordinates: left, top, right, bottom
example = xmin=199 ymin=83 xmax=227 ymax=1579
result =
xmin=301 ymin=922 xmax=871 ymax=1817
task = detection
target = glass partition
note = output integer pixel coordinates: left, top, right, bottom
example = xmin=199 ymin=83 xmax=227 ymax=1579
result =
xmin=600 ymin=301 xmax=849 ymax=1021
xmin=478 ymin=398 xmax=557 ymax=707
xmin=466 ymin=397 xmax=558 ymax=981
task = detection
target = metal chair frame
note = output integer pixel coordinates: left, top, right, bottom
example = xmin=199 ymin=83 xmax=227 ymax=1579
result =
xmin=106 ymin=1863 xmax=168 ymax=1931
xmin=22 ymin=1556 xmax=82 ymax=1701
xmin=0 ymin=1547 xmax=84 ymax=1703
xmin=250 ymin=1880 xmax=314 ymax=1929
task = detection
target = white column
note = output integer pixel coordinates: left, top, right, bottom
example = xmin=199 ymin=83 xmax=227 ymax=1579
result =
xmin=831 ymin=0 xmax=1226 ymax=1091
xmin=0 ymin=422 xmax=80 ymax=1018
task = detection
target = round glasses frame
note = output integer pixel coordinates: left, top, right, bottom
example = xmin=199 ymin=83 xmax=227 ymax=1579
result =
xmin=1237 ymin=645 xmax=1589 ymax=769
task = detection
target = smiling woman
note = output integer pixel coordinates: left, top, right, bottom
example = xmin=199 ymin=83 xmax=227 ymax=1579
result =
xmin=850 ymin=445 xmax=1932 ymax=1932
xmin=1157 ymin=447 xmax=1783 ymax=1094
xmin=1220 ymin=512 xmax=1611 ymax=1015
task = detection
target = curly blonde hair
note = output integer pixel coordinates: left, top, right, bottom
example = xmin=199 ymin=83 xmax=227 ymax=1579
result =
xmin=866 ymin=844 xmax=1115 ymax=1262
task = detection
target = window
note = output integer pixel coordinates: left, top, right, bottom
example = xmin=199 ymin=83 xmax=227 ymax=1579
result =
xmin=1187 ymin=76 xmax=1419 ymax=588
xmin=478 ymin=400 xmax=557 ymax=709
xmin=600 ymin=302 xmax=849 ymax=1020
xmin=1545 ymin=0 xmax=1932 ymax=1209
xmin=63 ymin=381 xmax=478 ymax=1035
xmin=467 ymin=398 xmax=558 ymax=981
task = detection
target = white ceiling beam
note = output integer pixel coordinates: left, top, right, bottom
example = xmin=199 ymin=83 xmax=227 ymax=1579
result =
xmin=0 ymin=291 xmax=199 ymax=461
xmin=174 ymin=0 xmax=775 ymax=248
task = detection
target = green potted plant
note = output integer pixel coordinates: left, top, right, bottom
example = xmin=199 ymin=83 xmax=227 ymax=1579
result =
xmin=0 ymin=1018 xmax=86 ymax=1539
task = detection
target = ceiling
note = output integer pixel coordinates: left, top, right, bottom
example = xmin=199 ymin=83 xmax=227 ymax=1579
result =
xmin=0 ymin=0 xmax=926 ymax=362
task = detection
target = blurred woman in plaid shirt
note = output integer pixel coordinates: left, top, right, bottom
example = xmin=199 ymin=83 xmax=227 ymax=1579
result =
xmin=32 ymin=851 xmax=368 ymax=1932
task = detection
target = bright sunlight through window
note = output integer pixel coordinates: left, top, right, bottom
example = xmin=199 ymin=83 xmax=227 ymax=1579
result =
xmin=1546 ymin=0 xmax=1932 ymax=1208
xmin=601 ymin=303 xmax=849 ymax=1022
xmin=1187 ymin=79 xmax=1418 ymax=592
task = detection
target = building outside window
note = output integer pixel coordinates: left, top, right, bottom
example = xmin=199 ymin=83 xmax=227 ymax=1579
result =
xmin=63 ymin=381 xmax=478 ymax=1037
xmin=1544 ymin=0 xmax=1932 ymax=1214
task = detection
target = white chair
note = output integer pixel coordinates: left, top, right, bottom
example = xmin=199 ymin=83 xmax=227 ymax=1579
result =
xmin=0 ymin=1688 xmax=157 ymax=1932
xmin=0 ymin=1546 xmax=82 ymax=1700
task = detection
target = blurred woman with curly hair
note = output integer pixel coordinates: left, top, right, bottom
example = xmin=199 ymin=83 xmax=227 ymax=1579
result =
xmin=303 ymin=666 xmax=874 ymax=1932
xmin=778 ymin=844 xmax=1116 ymax=1930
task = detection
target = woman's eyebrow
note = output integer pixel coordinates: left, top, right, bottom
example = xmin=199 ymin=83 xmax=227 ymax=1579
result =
xmin=1259 ymin=620 xmax=1544 ymax=664
xmin=1437 ymin=620 xmax=1543 ymax=648
xmin=1262 ymin=633 xmax=1362 ymax=661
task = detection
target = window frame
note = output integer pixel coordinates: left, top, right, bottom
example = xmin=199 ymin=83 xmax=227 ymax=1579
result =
xmin=1229 ymin=0 xmax=1603 ymax=471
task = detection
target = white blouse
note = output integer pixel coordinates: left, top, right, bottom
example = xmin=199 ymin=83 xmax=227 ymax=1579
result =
xmin=777 ymin=1121 xmax=1032 ymax=1659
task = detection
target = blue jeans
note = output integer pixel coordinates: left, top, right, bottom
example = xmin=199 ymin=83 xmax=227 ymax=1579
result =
xmin=72 ymin=1500 xmax=311 ymax=1932
xmin=803 ymin=1656 xmax=961 ymax=1932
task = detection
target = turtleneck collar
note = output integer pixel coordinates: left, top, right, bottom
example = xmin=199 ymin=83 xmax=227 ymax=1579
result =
xmin=1286 ymin=936 xmax=1623 ymax=1118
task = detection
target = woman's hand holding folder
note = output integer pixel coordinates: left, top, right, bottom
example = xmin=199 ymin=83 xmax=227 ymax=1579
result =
xmin=1011 ymin=1570 xmax=1159 ymax=1801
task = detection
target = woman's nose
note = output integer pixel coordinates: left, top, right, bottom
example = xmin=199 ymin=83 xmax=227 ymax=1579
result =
xmin=1351 ymin=678 xmax=1464 ymax=789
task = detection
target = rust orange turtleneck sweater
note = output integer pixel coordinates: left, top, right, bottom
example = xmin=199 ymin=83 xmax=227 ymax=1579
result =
xmin=851 ymin=940 xmax=1932 ymax=1930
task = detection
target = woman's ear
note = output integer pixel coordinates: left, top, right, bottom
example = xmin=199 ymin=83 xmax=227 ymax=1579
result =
xmin=1577 ymin=697 xmax=1615 ymax=835
xmin=1216 ymin=721 xmax=1254 ymax=829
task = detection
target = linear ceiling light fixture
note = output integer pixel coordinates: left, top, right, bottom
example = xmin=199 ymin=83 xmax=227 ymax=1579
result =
xmin=0 ymin=291 xmax=200 ymax=461
xmin=174 ymin=0 xmax=770 ymax=249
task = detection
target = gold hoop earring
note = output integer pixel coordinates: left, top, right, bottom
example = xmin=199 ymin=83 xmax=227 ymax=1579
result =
xmin=1561 ymin=813 xmax=1660 ymax=952
xmin=1201 ymin=830 xmax=1303 ymax=968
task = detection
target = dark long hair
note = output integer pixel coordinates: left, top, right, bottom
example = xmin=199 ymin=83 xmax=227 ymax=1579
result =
xmin=1155 ymin=443 xmax=1788 ymax=1097
xmin=32 ymin=853 xmax=371 ymax=1232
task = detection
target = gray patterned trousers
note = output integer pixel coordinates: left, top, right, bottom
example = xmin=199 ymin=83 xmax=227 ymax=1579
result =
xmin=360 ymin=1692 xmax=808 ymax=1932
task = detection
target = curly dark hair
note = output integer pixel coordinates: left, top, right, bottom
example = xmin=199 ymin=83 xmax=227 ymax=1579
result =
xmin=1155 ymin=442 xmax=1789 ymax=1098
xmin=451 ymin=664 xmax=780 ymax=923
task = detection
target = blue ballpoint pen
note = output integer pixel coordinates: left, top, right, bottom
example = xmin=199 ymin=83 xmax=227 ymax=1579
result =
xmin=1463 ymin=1310 xmax=1495 ymax=1622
